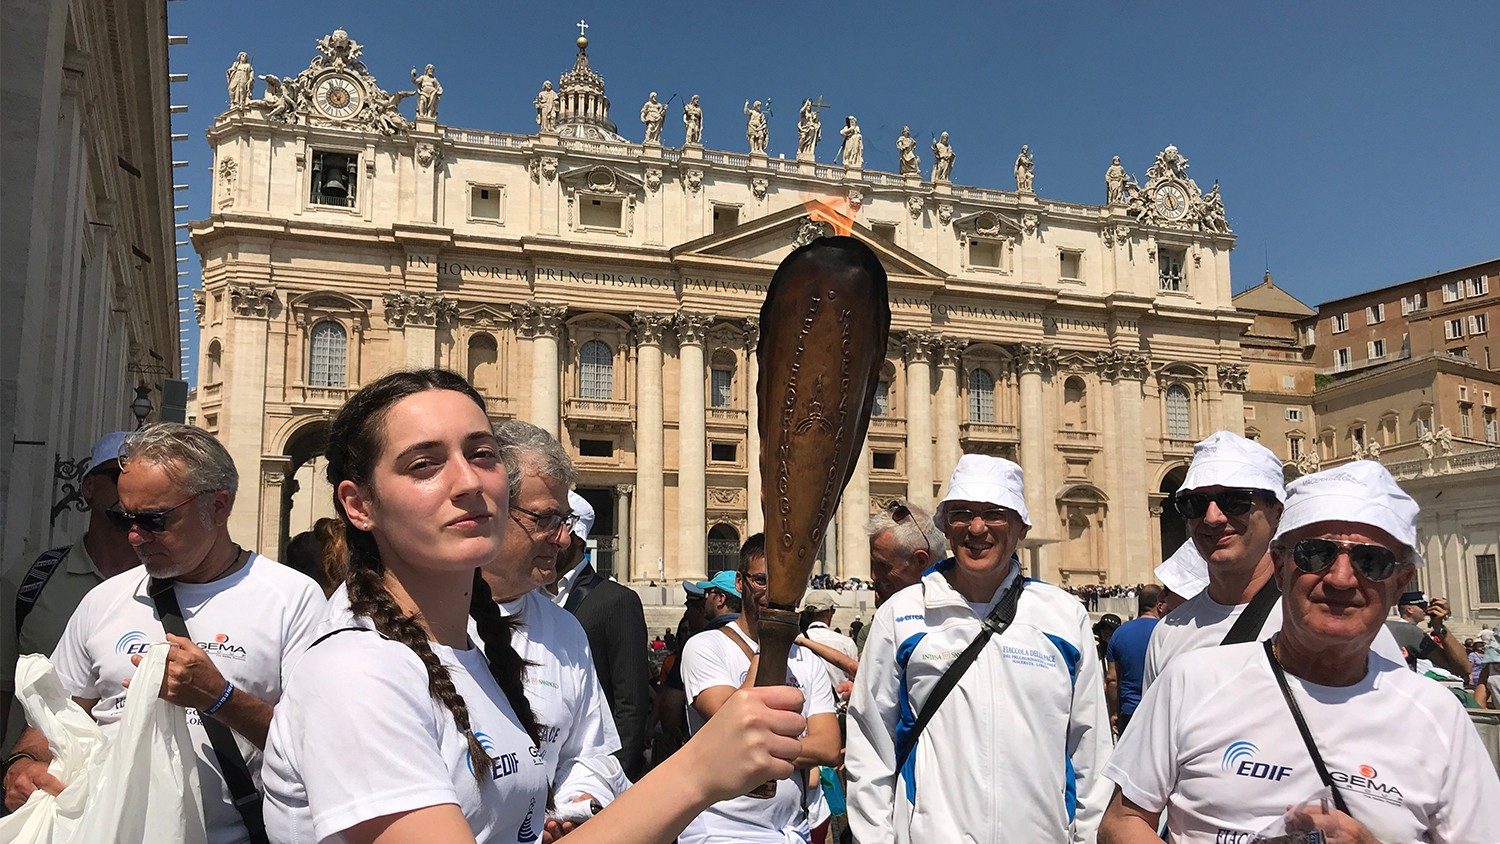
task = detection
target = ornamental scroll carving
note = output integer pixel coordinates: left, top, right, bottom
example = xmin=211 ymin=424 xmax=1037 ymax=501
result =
xmin=192 ymin=290 xmax=206 ymax=327
xmin=1216 ymin=363 xmax=1249 ymax=392
xmin=794 ymin=217 xmax=833 ymax=246
xmin=243 ymin=29 xmax=418 ymax=137
xmin=936 ymin=336 xmax=966 ymax=367
xmin=229 ymin=283 xmax=277 ymax=318
xmin=708 ymin=487 xmax=745 ymax=507
xmin=532 ymin=303 xmax=568 ymax=335
xmin=675 ymin=311 xmax=713 ymax=345
xmin=1095 ymin=350 xmax=1151 ymax=382
xmin=902 ymin=331 xmax=938 ymax=364
xmin=632 ymin=311 xmax=673 ymax=346
xmin=1014 ymin=342 xmax=1059 ymax=375
xmin=743 ymin=316 xmax=760 ymax=351
xmin=384 ymin=291 xmax=456 ymax=327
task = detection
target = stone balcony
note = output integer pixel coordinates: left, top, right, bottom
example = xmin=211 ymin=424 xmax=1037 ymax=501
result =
xmin=869 ymin=416 xmax=907 ymax=435
xmin=564 ymin=397 xmax=634 ymax=430
xmin=705 ymin=407 xmax=748 ymax=427
xmin=960 ymin=420 xmax=1020 ymax=446
xmin=289 ymin=384 xmax=354 ymax=406
xmin=1056 ymin=428 xmax=1100 ymax=450
xmin=1161 ymin=436 xmax=1196 ymax=456
xmin=482 ymin=394 xmax=513 ymax=418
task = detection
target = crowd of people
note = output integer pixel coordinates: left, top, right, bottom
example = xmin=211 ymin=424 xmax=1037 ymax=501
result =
xmin=2 ymin=373 xmax=1498 ymax=843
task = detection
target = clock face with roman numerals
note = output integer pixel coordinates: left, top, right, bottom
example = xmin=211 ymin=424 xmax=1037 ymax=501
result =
xmin=314 ymin=74 xmax=363 ymax=120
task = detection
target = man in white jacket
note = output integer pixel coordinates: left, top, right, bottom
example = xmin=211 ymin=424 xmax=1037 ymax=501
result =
xmin=846 ymin=454 xmax=1113 ymax=843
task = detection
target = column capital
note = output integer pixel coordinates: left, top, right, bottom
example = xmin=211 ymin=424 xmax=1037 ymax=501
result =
xmin=192 ymin=289 xmax=206 ymax=327
xmin=1014 ymin=342 xmax=1059 ymax=375
xmin=675 ymin=310 xmax=713 ymax=345
xmin=228 ymin=283 xmax=277 ymax=318
xmin=631 ymin=311 xmax=673 ymax=346
xmin=1216 ymin=363 xmax=1249 ymax=392
xmin=384 ymin=291 xmax=457 ymax=328
xmin=533 ymin=302 xmax=568 ymax=335
xmin=743 ymin=316 xmax=760 ymax=350
xmin=615 ymin=483 xmax=635 ymax=496
xmin=902 ymin=330 xmax=939 ymax=363
xmin=1095 ymin=349 xmax=1151 ymax=382
xmin=935 ymin=335 xmax=966 ymax=366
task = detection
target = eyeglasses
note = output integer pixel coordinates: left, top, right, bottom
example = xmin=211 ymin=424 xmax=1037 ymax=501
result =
xmin=888 ymin=499 xmax=933 ymax=550
xmin=944 ymin=507 xmax=1017 ymax=528
xmin=1172 ymin=488 xmax=1269 ymax=519
xmin=738 ymin=571 xmax=768 ymax=587
xmin=508 ymin=504 xmax=579 ymax=537
xmin=1282 ymin=537 xmax=1403 ymax=582
xmin=105 ymin=494 xmax=201 ymax=534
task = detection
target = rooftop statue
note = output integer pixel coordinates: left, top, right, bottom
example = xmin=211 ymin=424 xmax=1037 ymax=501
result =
xmin=838 ymin=116 xmax=863 ymax=168
xmin=640 ymin=92 xmax=667 ymax=144
xmin=896 ymin=126 xmax=920 ymax=176
xmin=744 ymin=100 xmax=769 ymax=154
xmin=410 ymin=64 xmax=442 ymax=120
xmin=796 ymin=98 xmax=821 ymax=162
xmin=227 ymin=52 xmax=254 ymax=110
xmin=683 ymin=94 xmax=703 ymax=145
xmin=931 ymin=132 xmax=955 ymax=182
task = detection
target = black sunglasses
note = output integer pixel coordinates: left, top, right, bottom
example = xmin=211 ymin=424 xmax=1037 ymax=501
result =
xmin=1284 ymin=538 xmax=1402 ymax=582
xmin=1173 ymin=488 xmax=1269 ymax=519
xmin=105 ymin=494 xmax=201 ymax=534
xmin=888 ymin=499 xmax=933 ymax=550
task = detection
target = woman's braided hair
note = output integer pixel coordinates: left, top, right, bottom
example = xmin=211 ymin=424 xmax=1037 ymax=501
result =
xmin=326 ymin=368 xmax=539 ymax=782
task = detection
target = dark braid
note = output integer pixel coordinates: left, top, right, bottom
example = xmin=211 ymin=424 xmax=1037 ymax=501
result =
xmin=326 ymin=368 xmax=538 ymax=783
xmin=469 ymin=571 xmax=543 ymax=743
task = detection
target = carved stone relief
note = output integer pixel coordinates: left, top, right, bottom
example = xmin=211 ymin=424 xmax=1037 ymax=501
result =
xmin=1216 ymin=363 xmax=1249 ymax=392
xmin=632 ymin=311 xmax=673 ymax=345
xmin=229 ymin=283 xmax=277 ymax=318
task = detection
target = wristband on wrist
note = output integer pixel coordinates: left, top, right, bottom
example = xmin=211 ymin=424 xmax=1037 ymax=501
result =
xmin=2 ymin=751 xmax=38 ymax=779
xmin=202 ymin=680 xmax=234 ymax=716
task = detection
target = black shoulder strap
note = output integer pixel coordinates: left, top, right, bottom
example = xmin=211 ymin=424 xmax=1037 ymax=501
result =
xmin=148 ymin=578 xmax=270 ymax=844
xmin=1220 ymin=577 xmax=1281 ymax=646
xmin=1263 ymin=639 xmax=1351 ymax=815
xmin=15 ymin=546 xmax=72 ymax=636
xmin=308 ymin=626 xmax=373 ymax=649
xmin=896 ymin=575 xmax=1026 ymax=772
xmin=563 ymin=568 xmax=603 ymax=613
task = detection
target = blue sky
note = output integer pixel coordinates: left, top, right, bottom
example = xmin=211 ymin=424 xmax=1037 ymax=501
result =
xmin=166 ymin=1 xmax=1498 ymax=380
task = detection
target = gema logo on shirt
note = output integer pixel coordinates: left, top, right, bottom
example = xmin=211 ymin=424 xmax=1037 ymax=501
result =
xmin=114 ymin=630 xmax=247 ymax=660
xmin=1221 ymin=741 xmax=1294 ymax=782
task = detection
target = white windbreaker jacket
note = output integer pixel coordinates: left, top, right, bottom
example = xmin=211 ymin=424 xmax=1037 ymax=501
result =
xmin=845 ymin=559 xmax=1113 ymax=844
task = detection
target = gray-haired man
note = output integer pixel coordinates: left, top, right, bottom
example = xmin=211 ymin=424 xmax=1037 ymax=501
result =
xmin=860 ymin=500 xmax=946 ymax=647
xmin=3 ymin=424 xmax=325 ymax=844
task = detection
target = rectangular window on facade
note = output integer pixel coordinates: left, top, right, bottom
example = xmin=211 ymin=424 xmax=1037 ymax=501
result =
xmin=1059 ymin=250 xmax=1082 ymax=281
xmin=1486 ymin=410 xmax=1497 ymax=443
xmin=712 ymin=205 xmax=740 ymax=234
xmin=1158 ymin=250 xmax=1186 ymax=292
xmin=1461 ymin=407 xmax=1473 ymax=438
xmin=711 ymin=368 xmax=733 ymax=408
xmin=310 ymin=151 xmax=358 ymax=208
xmin=1282 ymin=375 xmax=1297 ymax=389
xmin=872 ymin=380 xmax=890 ymax=417
xmin=1460 ymin=385 xmax=1470 ymax=402
xmin=968 ymin=238 xmax=1005 ymax=269
xmin=1299 ymin=325 xmax=1316 ymax=346
xmin=470 ymin=185 xmax=502 ymax=220
xmin=1335 ymin=348 xmax=1351 ymax=371
xmin=1477 ymin=554 xmax=1500 ymax=604
xmin=1470 ymin=276 xmax=1489 ymax=297
xmin=1288 ymin=437 xmax=1302 ymax=460
xmin=1332 ymin=313 xmax=1349 ymax=333
xmin=1443 ymin=280 xmax=1464 ymax=303
xmin=1285 ymin=407 xmax=1303 ymax=421
xmin=872 ymin=451 xmax=897 ymax=471
xmin=1351 ymin=426 xmax=1365 ymax=447
xmin=871 ymin=222 xmax=897 ymax=244
xmin=1469 ymin=314 xmax=1489 ymax=335
xmin=1418 ymin=413 xmax=1433 ymax=434
xmin=1445 ymin=318 xmax=1464 ymax=340
xmin=710 ymin=442 xmax=737 ymax=463
xmin=1245 ymin=406 xmax=1256 ymax=420
xmin=579 ymin=197 xmax=624 ymax=229
xmin=1366 ymin=303 xmax=1384 ymax=324
xmin=1485 ymin=390 xmax=1494 ymax=407
xmin=578 ymin=439 xmax=614 ymax=458
xmin=1368 ymin=339 xmax=1386 ymax=359
xmin=1401 ymin=293 xmax=1425 ymax=315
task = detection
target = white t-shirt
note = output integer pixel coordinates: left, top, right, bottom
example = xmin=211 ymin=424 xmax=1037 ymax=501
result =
xmin=1143 ymin=591 xmax=1403 ymax=689
xmin=679 ymin=623 xmax=837 ymax=844
xmin=803 ymin=622 xmax=859 ymax=690
xmin=262 ymin=625 xmax=549 ymax=843
xmin=50 ymin=554 xmax=325 ymax=844
xmin=1107 ymin=642 xmax=1500 ymax=842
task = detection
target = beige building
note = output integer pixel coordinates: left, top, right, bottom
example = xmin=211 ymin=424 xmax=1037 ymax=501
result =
xmin=191 ymin=29 xmax=1251 ymax=586
xmin=1232 ymin=272 xmax=1317 ymax=468
xmin=2 ymin=0 xmax=182 ymax=567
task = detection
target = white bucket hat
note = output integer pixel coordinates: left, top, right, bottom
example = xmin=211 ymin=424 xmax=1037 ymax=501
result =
xmin=1181 ymin=430 xmax=1287 ymax=502
xmin=936 ymin=453 xmax=1030 ymax=529
xmin=1155 ymin=540 xmax=1209 ymax=599
xmin=567 ymin=490 xmax=596 ymax=542
xmin=1272 ymin=460 xmax=1423 ymax=566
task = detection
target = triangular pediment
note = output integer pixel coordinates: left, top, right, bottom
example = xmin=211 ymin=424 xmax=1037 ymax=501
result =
xmin=558 ymin=164 xmax=645 ymax=195
xmin=1232 ymin=275 xmax=1314 ymax=317
xmin=672 ymin=202 xmax=950 ymax=281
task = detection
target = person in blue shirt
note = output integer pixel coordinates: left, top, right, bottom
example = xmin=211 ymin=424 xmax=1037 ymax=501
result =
xmin=1104 ymin=584 xmax=1167 ymax=736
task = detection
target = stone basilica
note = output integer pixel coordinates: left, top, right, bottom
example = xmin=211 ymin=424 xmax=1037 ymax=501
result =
xmin=192 ymin=28 xmax=1247 ymax=586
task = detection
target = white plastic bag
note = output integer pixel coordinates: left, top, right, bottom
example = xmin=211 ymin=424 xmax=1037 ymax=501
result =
xmin=0 ymin=644 xmax=207 ymax=843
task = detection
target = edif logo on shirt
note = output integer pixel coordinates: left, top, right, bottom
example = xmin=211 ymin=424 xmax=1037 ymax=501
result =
xmin=1221 ymin=741 xmax=1294 ymax=782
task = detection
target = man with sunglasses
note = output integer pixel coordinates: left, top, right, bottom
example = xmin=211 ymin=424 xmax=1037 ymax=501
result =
xmin=847 ymin=454 xmax=1112 ymax=844
xmin=1143 ymin=432 xmax=1401 ymax=689
xmin=1385 ymin=590 xmax=1472 ymax=678
xmin=3 ymin=424 xmax=325 ymax=842
xmin=1101 ymin=461 xmax=1500 ymax=842
xmin=865 ymin=499 xmax=945 ymax=614
xmin=2 ymin=432 xmax=140 ymax=757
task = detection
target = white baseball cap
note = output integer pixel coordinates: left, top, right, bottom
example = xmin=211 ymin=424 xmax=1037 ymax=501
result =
xmin=1181 ymin=430 xmax=1287 ymax=502
xmin=936 ymin=453 xmax=1031 ymax=529
xmin=567 ymin=490 xmax=596 ymax=542
xmin=1272 ymin=460 xmax=1423 ymax=566
xmin=1155 ymin=540 xmax=1209 ymax=599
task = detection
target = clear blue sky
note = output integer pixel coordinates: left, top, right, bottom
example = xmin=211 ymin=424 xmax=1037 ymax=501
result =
xmin=167 ymin=1 xmax=1498 ymax=381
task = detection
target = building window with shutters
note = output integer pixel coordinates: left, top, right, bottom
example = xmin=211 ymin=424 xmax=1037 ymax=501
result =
xmin=579 ymin=339 xmax=613 ymax=399
xmin=968 ymin=368 xmax=996 ymax=423
xmin=1477 ymin=554 xmax=1499 ymax=604
xmin=309 ymin=321 xmax=347 ymax=387
xmin=711 ymin=367 xmax=733 ymax=408
xmin=1165 ymin=384 xmax=1191 ymax=439
xmin=872 ymin=378 xmax=890 ymax=417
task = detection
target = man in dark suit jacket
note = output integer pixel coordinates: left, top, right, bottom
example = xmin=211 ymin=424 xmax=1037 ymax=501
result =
xmin=554 ymin=492 xmax=651 ymax=779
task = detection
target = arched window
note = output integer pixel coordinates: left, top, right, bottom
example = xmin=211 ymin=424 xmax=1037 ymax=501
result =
xmin=309 ymin=321 xmax=347 ymax=387
xmin=872 ymin=378 xmax=891 ymax=417
xmin=205 ymin=340 xmax=222 ymax=384
xmin=968 ymin=368 xmax=996 ymax=423
xmin=579 ymin=340 xmax=613 ymax=399
xmin=468 ymin=334 xmax=498 ymax=392
xmin=1063 ymin=376 xmax=1087 ymax=429
xmin=1165 ymin=384 xmax=1191 ymax=438
xmin=710 ymin=349 xmax=736 ymax=409
xmin=707 ymin=524 xmax=741 ymax=574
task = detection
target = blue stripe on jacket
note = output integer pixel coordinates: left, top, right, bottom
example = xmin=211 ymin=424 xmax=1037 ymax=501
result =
xmin=893 ymin=631 xmax=928 ymax=804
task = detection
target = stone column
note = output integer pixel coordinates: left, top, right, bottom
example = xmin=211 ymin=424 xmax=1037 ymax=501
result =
xmin=839 ymin=433 xmax=872 ymax=580
xmin=934 ymin=336 xmax=964 ymax=483
xmin=1101 ymin=351 xmax=1152 ymax=584
xmin=258 ymin=460 xmax=290 ymax=560
xmin=386 ymin=291 xmax=453 ymax=369
xmin=223 ymin=284 xmax=276 ymax=547
xmin=531 ymin=303 xmax=567 ymax=437
xmin=631 ymin=312 xmax=670 ymax=582
xmin=676 ymin=311 xmax=713 ymax=580
xmin=903 ymin=332 xmax=937 ymax=509
xmin=1217 ymin=364 xmax=1248 ymax=435
xmin=745 ymin=318 xmax=764 ymax=533
xmin=615 ymin=484 xmax=633 ymax=581
xmin=1015 ymin=343 xmax=1057 ymax=576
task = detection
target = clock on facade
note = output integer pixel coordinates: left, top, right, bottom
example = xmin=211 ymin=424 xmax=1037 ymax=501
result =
xmin=1154 ymin=184 xmax=1189 ymax=221
xmin=314 ymin=74 xmax=363 ymax=120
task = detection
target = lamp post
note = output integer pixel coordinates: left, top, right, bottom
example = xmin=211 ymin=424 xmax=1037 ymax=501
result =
xmin=130 ymin=383 xmax=154 ymax=428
